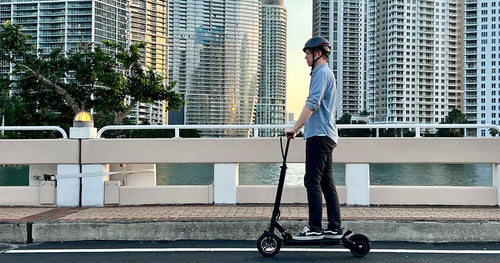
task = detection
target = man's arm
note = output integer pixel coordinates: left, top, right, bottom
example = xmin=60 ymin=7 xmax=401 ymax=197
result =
xmin=285 ymin=105 xmax=313 ymax=139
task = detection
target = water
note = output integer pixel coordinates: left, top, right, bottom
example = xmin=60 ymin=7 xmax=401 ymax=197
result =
xmin=156 ymin=163 xmax=492 ymax=186
xmin=0 ymin=163 xmax=493 ymax=187
xmin=0 ymin=165 xmax=29 ymax=186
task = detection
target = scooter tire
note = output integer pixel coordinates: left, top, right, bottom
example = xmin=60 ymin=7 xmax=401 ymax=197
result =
xmin=257 ymin=232 xmax=282 ymax=257
xmin=347 ymin=234 xmax=371 ymax=257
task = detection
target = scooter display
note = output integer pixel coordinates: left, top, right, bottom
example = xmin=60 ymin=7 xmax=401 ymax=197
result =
xmin=256 ymin=136 xmax=371 ymax=258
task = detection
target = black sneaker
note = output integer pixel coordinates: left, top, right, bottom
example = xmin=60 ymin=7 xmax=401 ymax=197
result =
xmin=292 ymin=225 xmax=324 ymax=240
xmin=323 ymin=228 xmax=343 ymax=239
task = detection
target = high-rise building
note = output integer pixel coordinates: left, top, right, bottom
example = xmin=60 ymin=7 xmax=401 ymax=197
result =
xmin=129 ymin=0 xmax=169 ymax=124
xmin=168 ymin=0 xmax=261 ymax=137
xmin=312 ymin=0 xmax=365 ymax=119
xmin=256 ymin=0 xmax=287 ymax=137
xmin=464 ymin=0 xmax=500 ymax=137
xmin=366 ymin=0 xmax=464 ymax=124
xmin=0 ymin=0 xmax=128 ymax=54
xmin=0 ymin=0 xmax=135 ymax=123
xmin=315 ymin=0 xmax=464 ymax=125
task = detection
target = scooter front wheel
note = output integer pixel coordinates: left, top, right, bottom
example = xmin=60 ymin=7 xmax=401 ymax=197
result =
xmin=257 ymin=232 xmax=282 ymax=257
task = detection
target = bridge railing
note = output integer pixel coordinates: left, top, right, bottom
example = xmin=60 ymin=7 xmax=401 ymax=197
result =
xmin=0 ymin=126 xmax=68 ymax=138
xmin=0 ymin=124 xmax=499 ymax=207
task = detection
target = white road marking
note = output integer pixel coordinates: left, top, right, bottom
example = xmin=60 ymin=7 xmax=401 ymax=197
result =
xmin=5 ymin=247 xmax=500 ymax=254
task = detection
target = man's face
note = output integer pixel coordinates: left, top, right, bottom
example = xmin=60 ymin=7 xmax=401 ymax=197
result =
xmin=304 ymin=49 xmax=321 ymax=67
xmin=304 ymin=49 xmax=314 ymax=67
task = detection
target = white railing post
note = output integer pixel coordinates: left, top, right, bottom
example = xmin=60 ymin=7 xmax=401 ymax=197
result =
xmin=253 ymin=127 xmax=259 ymax=137
xmin=214 ymin=163 xmax=239 ymax=204
xmin=345 ymin=164 xmax=370 ymax=206
xmin=494 ymin=163 xmax=500 ymax=207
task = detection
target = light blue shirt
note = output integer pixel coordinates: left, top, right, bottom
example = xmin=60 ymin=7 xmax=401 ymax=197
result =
xmin=304 ymin=63 xmax=338 ymax=144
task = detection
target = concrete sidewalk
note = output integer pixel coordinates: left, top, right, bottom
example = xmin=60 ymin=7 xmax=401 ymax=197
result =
xmin=1 ymin=205 xmax=500 ymax=243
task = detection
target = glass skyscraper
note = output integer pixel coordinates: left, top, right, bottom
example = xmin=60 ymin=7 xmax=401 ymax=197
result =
xmin=129 ymin=0 xmax=169 ymax=125
xmin=256 ymin=0 xmax=286 ymax=137
xmin=168 ymin=0 xmax=261 ymax=137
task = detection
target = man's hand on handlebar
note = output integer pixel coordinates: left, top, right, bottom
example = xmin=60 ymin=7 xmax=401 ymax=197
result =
xmin=284 ymin=128 xmax=296 ymax=139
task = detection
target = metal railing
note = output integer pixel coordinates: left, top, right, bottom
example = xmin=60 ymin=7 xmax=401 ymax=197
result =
xmin=0 ymin=126 xmax=68 ymax=139
xmin=96 ymin=124 xmax=500 ymax=138
xmin=96 ymin=124 xmax=292 ymax=138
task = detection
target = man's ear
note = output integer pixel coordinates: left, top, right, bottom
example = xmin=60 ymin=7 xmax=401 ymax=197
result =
xmin=315 ymin=49 xmax=324 ymax=59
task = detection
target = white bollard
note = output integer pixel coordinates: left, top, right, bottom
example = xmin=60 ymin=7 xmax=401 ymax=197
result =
xmin=81 ymin=164 xmax=109 ymax=207
xmin=345 ymin=164 xmax=370 ymax=206
xmin=56 ymin=164 xmax=80 ymax=207
xmin=214 ymin=163 xmax=239 ymax=204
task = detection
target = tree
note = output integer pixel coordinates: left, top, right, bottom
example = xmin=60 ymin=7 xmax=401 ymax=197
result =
xmin=490 ymin=128 xmax=499 ymax=137
xmin=0 ymin=21 xmax=183 ymax=131
xmin=435 ymin=109 xmax=468 ymax=137
xmin=336 ymin=113 xmax=371 ymax=137
xmin=337 ymin=113 xmax=351 ymax=124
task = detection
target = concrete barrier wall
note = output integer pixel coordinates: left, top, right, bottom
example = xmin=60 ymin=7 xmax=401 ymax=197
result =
xmin=81 ymin=138 xmax=500 ymax=164
xmin=237 ymin=186 xmax=498 ymax=206
xmin=2 ymin=137 xmax=493 ymax=165
xmin=371 ymin=186 xmax=498 ymax=206
xmin=0 ymin=140 xmax=79 ymax=165
xmin=1 ymin=138 xmax=499 ymax=206
xmin=118 ymin=186 xmax=213 ymax=205
xmin=0 ymin=187 xmax=40 ymax=206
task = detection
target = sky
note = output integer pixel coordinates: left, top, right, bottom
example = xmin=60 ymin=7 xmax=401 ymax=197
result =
xmin=283 ymin=0 xmax=312 ymax=117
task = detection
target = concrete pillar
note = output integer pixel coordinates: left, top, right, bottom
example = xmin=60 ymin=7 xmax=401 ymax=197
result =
xmin=81 ymin=164 xmax=109 ymax=207
xmin=56 ymin=164 xmax=80 ymax=207
xmin=494 ymin=164 xmax=500 ymax=206
xmin=345 ymin=164 xmax=370 ymax=206
xmin=214 ymin=163 xmax=238 ymax=204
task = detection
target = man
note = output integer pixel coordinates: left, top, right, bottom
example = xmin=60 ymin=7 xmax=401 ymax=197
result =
xmin=285 ymin=36 xmax=341 ymax=240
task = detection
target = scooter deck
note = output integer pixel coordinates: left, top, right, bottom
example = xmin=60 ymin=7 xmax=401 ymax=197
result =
xmin=283 ymin=237 xmax=343 ymax=246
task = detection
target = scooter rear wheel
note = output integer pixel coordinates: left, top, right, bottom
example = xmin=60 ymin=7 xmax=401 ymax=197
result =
xmin=348 ymin=234 xmax=371 ymax=257
xmin=257 ymin=232 xmax=282 ymax=257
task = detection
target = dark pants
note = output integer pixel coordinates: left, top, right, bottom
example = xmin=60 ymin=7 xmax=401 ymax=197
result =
xmin=305 ymin=136 xmax=341 ymax=232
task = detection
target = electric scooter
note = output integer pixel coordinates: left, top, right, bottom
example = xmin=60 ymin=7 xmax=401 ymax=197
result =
xmin=256 ymin=135 xmax=371 ymax=258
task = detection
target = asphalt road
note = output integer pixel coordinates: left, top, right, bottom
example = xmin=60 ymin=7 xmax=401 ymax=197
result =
xmin=2 ymin=240 xmax=500 ymax=263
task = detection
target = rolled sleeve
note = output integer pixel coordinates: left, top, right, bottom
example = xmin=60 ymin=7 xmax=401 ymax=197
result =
xmin=305 ymin=70 xmax=328 ymax=111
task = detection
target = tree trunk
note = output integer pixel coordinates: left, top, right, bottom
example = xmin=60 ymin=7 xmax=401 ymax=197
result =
xmin=19 ymin=64 xmax=81 ymax=114
xmin=113 ymin=99 xmax=138 ymax=125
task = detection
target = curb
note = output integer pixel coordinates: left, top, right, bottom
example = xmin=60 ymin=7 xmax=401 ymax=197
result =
xmin=0 ymin=222 xmax=28 ymax=243
xmin=22 ymin=220 xmax=500 ymax=243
